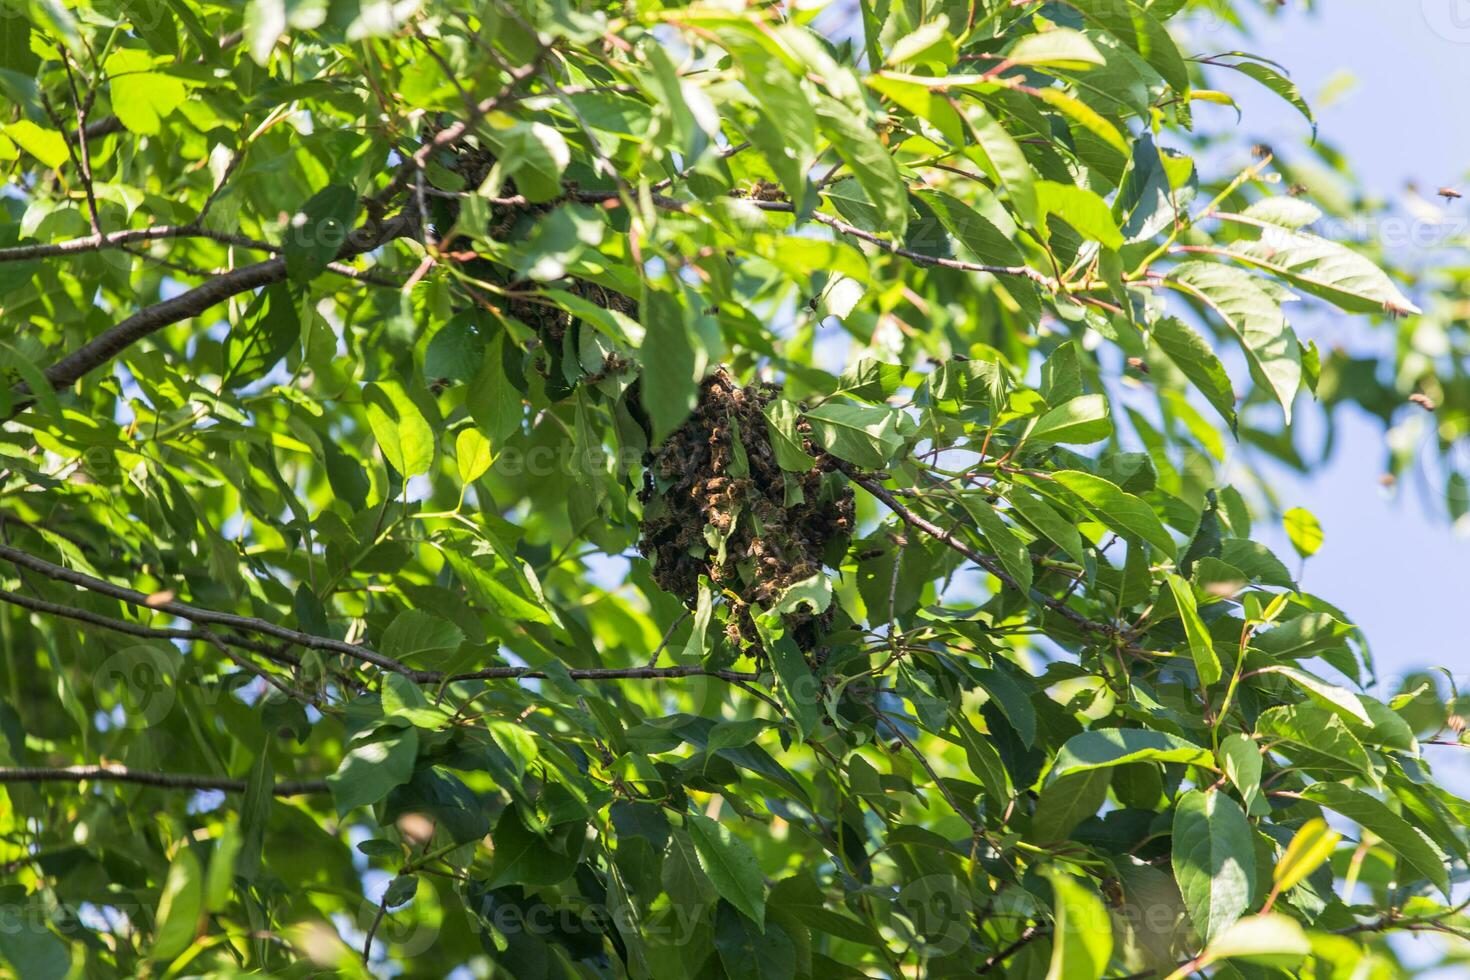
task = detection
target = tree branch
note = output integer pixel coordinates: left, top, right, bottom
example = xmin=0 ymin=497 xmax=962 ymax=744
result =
xmin=24 ymin=211 xmax=414 ymax=399
xmin=0 ymin=586 xmax=296 ymax=666
xmin=0 ymin=223 xmax=272 ymax=264
xmin=0 ymin=764 xmax=327 ymax=796
xmin=0 ymin=541 xmax=433 ymax=679
xmin=0 ymin=544 xmax=761 ymax=687
xmin=375 ymin=54 xmax=546 ymax=205
xmin=852 ymin=476 xmax=1131 ymax=643
xmin=467 ymin=185 xmax=1050 ymax=284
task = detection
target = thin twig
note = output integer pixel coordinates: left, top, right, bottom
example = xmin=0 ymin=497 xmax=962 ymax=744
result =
xmin=0 ymin=542 xmax=763 ymax=687
xmin=0 ymin=764 xmax=327 ymax=796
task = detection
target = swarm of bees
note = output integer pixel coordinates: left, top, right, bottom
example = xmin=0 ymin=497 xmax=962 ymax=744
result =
xmin=423 ymin=123 xmax=637 ymax=394
xmin=637 ymin=369 xmax=854 ymax=657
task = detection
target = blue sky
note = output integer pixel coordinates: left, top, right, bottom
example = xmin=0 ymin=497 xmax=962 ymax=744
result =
xmin=1179 ymin=2 xmax=1470 ymax=703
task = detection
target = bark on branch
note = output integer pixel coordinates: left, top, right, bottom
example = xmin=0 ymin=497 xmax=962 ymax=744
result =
xmin=0 ymin=764 xmax=328 ymax=796
xmin=0 ymin=544 xmax=761 ymax=687
xmin=36 ymin=212 xmax=415 ymax=393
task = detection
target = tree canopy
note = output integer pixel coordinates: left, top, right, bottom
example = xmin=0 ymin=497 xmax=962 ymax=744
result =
xmin=1 ymin=0 xmax=1468 ymax=977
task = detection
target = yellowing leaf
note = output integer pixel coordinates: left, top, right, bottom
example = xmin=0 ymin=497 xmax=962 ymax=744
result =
xmin=2 ymin=120 xmax=68 ymax=169
xmin=1282 ymin=507 xmax=1323 ymax=558
xmin=1272 ymin=818 xmax=1340 ymax=897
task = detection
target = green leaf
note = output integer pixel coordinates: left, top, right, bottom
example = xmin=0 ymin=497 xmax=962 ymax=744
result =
xmin=238 ymin=751 xmax=273 ymax=882
xmin=1164 ymin=574 xmax=1221 ymax=685
xmin=1219 ymin=60 xmax=1314 ymax=130
xmin=2 ymin=120 xmax=68 ymax=169
xmin=960 ymin=497 xmax=1033 ymax=596
xmin=1029 ymin=393 xmax=1112 ymax=445
xmin=963 ymin=106 xmax=1038 ymax=225
xmin=640 ymin=288 xmax=699 ymax=442
xmin=204 ymin=822 xmax=242 ymax=913
xmin=816 ymin=94 xmax=908 ymax=238
xmin=707 ymin=719 xmax=772 ymax=755
xmin=425 ymin=312 xmax=487 ymax=384
xmin=1218 ymin=733 xmax=1263 ymax=814
xmin=1172 ymin=788 xmax=1256 ymax=941
xmin=1301 ymin=783 xmax=1450 ymax=896
xmin=1052 ymin=729 xmax=1213 ymax=778
xmin=243 ymin=0 xmax=285 ymax=63
xmin=484 ymin=121 xmax=570 ymax=202
xmin=1240 ymin=196 xmax=1322 ymax=230
xmin=767 ymin=633 xmax=821 ymax=741
xmin=486 ymin=804 xmax=579 ymax=887
xmin=715 ymin=902 xmax=795 ymax=980
xmin=1007 ymin=28 xmax=1105 ymax=71
xmin=105 ymin=50 xmax=186 ymax=135
xmin=1170 ymin=261 xmax=1302 ymax=421
xmin=1035 ymin=181 xmax=1125 ymax=250
xmin=950 ymin=709 xmax=1013 ymax=804
xmin=1033 ymin=85 xmax=1129 ymax=162
xmin=380 ymin=610 xmax=464 ymax=663
xmin=1150 ymin=316 xmax=1237 ymax=429
xmin=723 ymin=36 xmax=816 ymax=212
xmin=455 ymin=427 xmax=495 ymax=484
xmin=1254 ymin=665 xmax=1370 ymax=724
xmin=802 ymin=401 xmax=905 ymax=469
xmin=763 ymin=399 xmax=816 ymax=471
xmin=364 ymin=380 xmax=435 ymax=478
xmin=1201 ymin=914 xmax=1311 ymax=969
xmin=1033 ymin=769 xmax=1111 ymax=842
xmin=1006 ymin=487 xmax=1087 ymax=567
xmin=0 ymin=904 xmax=69 ymax=980
xmin=1229 ymin=228 xmax=1420 ymax=316
xmin=465 ymin=333 xmax=523 ymax=445
xmin=442 ymin=544 xmax=553 ymax=624
xmin=1070 ymin=0 xmax=1189 ymax=92
xmin=686 ymin=812 xmax=766 ymax=929
xmin=916 ymin=190 xmax=1025 ymax=266
xmin=1050 ymin=470 xmax=1176 ymax=557
xmin=151 ymin=846 xmax=204 ymax=961
xmin=327 ymin=726 xmax=419 ymax=816
xmin=1282 ymin=507 xmax=1323 ymax=558
xmin=284 ymin=183 xmax=359 ymax=282
xmin=223 ymin=282 xmax=299 ymax=388
xmin=1045 ymin=871 xmax=1113 ymax=980
xmin=1256 ymin=703 xmax=1373 ymax=778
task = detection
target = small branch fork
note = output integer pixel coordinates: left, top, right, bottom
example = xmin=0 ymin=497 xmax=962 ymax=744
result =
xmin=852 ymin=477 xmax=1139 ymax=649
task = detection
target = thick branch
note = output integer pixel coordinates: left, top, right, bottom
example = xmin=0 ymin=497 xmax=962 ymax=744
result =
xmin=34 ymin=212 xmax=414 ymax=394
xmin=0 ymin=224 xmax=224 ymax=263
xmin=0 ymin=764 xmax=327 ymax=796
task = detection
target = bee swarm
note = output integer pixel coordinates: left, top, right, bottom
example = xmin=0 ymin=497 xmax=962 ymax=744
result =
xmin=637 ymin=369 xmax=854 ymax=656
